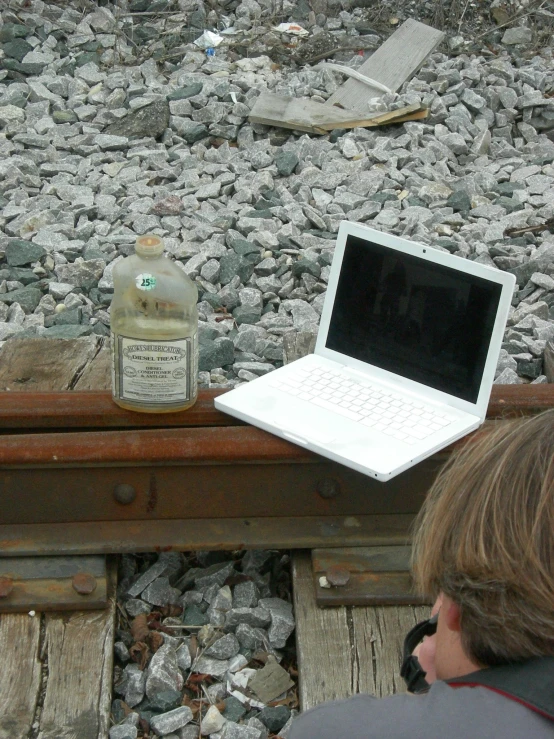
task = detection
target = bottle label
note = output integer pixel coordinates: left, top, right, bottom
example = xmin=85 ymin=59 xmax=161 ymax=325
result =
xmin=135 ymin=273 xmax=157 ymax=291
xmin=112 ymin=333 xmax=197 ymax=406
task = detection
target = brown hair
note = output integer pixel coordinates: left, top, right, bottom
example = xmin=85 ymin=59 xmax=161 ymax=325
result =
xmin=412 ymin=410 xmax=554 ymax=667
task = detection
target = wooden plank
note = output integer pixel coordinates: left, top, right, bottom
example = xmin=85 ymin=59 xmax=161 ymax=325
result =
xmin=326 ymin=19 xmax=445 ymax=112
xmin=293 ymin=551 xmax=430 ymax=709
xmin=249 ymin=93 xmax=362 ymax=133
xmin=0 ymin=514 xmax=417 ymax=556
xmin=315 ymin=104 xmax=426 ymax=131
xmin=0 ymin=337 xmax=103 ymax=392
xmin=0 ymin=613 xmax=42 ymax=739
xmin=249 ymin=92 xmax=425 ymax=133
xmin=73 ymin=343 xmax=111 ymax=391
xmin=36 ymin=560 xmax=116 ymax=739
xmin=293 ymin=551 xmax=354 ymax=710
xmin=352 ymin=605 xmax=429 ymax=697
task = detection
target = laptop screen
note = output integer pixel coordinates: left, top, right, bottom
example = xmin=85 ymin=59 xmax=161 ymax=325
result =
xmin=325 ymin=235 xmax=503 ymax=403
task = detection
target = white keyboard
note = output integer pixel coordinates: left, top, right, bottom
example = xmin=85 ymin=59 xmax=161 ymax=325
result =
xmin=268 ymin=365 xmax=456 ymax=446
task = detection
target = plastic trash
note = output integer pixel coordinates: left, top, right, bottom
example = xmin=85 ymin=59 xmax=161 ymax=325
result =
xmin=205 ymin=47 xmax=216 ymax=57
xmin=194 ymin=30 xmax=224 ymax=49
xmin=272 ymin=22 xmax=309 ymax=37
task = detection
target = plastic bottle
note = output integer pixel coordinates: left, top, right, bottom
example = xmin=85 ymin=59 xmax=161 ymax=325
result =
xmin=110 ymin=233 xmax=198 ymax=413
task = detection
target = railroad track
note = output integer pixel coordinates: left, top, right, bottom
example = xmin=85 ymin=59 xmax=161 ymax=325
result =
xmin=0 ymin=337 xmax=553 ymax=737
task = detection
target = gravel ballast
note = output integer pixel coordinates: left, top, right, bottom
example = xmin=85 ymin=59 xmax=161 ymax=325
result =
xmin=0 ymin=1 xmax=553 ymax=387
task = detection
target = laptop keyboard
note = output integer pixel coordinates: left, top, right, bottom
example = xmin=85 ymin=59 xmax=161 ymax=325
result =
xmin=268 ymin=365 xmax=456 ymax=445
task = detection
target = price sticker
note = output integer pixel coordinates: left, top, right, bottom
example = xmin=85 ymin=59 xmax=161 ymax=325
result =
xmin=136 ymin=273 xmax=156 ymax=291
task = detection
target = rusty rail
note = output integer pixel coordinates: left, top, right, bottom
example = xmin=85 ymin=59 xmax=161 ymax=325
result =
xmin=0 ymin=386 xmax=552 ymax=556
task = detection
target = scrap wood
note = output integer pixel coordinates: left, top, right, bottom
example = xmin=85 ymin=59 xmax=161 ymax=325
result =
xmin=316 ymin=62 xmax=393 ymax=94
xmin=249 ymin=93 xmax=427 ymax=134
xmin=504 ymin=218 xmax=554 ymax=237
xmin=325 ymin=18 xmax=445 ymax=112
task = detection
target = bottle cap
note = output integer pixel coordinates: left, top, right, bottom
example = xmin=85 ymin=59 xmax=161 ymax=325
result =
xmin=135 ymin=233 xmax=164 ymax=257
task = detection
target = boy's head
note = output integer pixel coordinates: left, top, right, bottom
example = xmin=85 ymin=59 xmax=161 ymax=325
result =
xmin=412 ymin=411 xmax=554 ymax=669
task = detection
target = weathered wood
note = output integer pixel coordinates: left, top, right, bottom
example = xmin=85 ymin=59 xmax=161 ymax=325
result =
xmin=293 ymin=551 xmax=428 ymax=709
xmin=0 ymin=514 xmax=417 ymax=556
xmin=0 ymin=613 xmax=42 ymax=739
xmin=249 ymin=93 xmax=364 ymax=133
xmin=36 ymin=561 xmax=116 ymax=739
xmin=283 ymin=332 xmax=317 ymax=365
xmin=351 ymin=604 xmax=429 ymax=697
xmin=315 ymin=104 xmax=427 ymax=131
xmin=326 ymin=19 xmax=445 ymax=112
xmin=249 ymin=93 xmax=425 ymax=133
xmin=73 ymin=343 xmax=111 ymax=391
xmin=293 ymin=551 xmax=354 ymax=710
xmin=0 ymin=337 xmax=104 ymax=392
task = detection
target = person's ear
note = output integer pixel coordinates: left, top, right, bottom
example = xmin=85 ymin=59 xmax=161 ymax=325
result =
xmin=443 ymin=600 xmax=462 ymax=633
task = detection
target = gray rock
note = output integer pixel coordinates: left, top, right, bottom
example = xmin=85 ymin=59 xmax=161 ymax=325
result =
xmin=259 ymin=706 xmax=291 ymax=733
xmin=106 ymin=99 xmax=170 ymax=139
xmin=191 ymin=655 xmax=230 ymax=677
xmin=124 ymin=663 xmax=147 ymax=707
xmin=179 ymin=121 xmax=209 ymax=144
xmin=55 ymin=260 xmax=105 ymax=290
xmin=204 ymin=633 xmax=240 ymax=659
xmin=2 ymin=38 xmax=33 ymax=62
xmin=235 ymin=623 xmax=266 ymax=651
xmin=199 ymin=337 xmax=235 ymax=371
xmin=258 ymin=598 xmax=295 ymax=648
xmin=176 ymin=642 xmax=192 ymax=671
xmin=225 ymin=606 xmax=271 ymax=630
xmin=53 ymin=110 xmax=78 ymax=124
xmin=181 ymin=600 xmax=209 ymax=625
xmin=142 ymin=577 xmax=180 ymax=607
xmin=222 ymin=694 xmax=248 ymax=722
xmin=494 ymin=367 xmax=524 ymax=384
xmin=207 ymin=585 xmax=234 ymax=626
xmin=42 ymin=325 xmax=93 ymax=338
xmin=0 ymin=288 xmax=42 ymax=313
xmin=233 ymin=581 xmax=259 ymax=609
xmin=128 ymin=560 xmax=168 ymax=597
xmin=275 ymin=151 xmax=299 ymax=177
xmin=145 ymin=644 xmax=184 ymax=701
xmin=201 ymin=704 xmax=226 ymax=735
xmin=125 ymin=599 xmax=152 ymax=617
xmin=109 ymin=726 xmax=138 ymax=739
xmin=167 ymin=84 xmax=203 ymax=101
xmin=222 ymin=723 xmax=263 ymax=739
xmin=150 ymin=706 xmax=194 ymax=736
xmin=502 ymin=26 xmax=533 ymax=45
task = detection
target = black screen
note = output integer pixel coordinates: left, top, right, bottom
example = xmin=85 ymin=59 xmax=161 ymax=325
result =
xmin=325 ymin=236 xmax=502 ymax=403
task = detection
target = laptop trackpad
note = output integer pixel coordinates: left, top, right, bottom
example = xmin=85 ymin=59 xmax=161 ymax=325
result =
xmin=274 ymin=418 xmax=336 ymax=446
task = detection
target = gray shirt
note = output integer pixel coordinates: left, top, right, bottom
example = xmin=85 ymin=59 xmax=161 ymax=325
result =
xmin=288 ymin=681 xmax=554 ymax=739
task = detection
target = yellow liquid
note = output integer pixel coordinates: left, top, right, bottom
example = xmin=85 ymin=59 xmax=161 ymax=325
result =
xmin=111 ymin=306 xmax=198 ymax=414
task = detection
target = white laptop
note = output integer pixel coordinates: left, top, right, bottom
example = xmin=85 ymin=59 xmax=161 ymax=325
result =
xmin=215 ymin=221 xmax=515 ymax=481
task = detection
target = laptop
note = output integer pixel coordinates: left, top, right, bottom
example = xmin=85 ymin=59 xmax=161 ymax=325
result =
xmin=215 ymin=221 xmax=516 ymax=481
